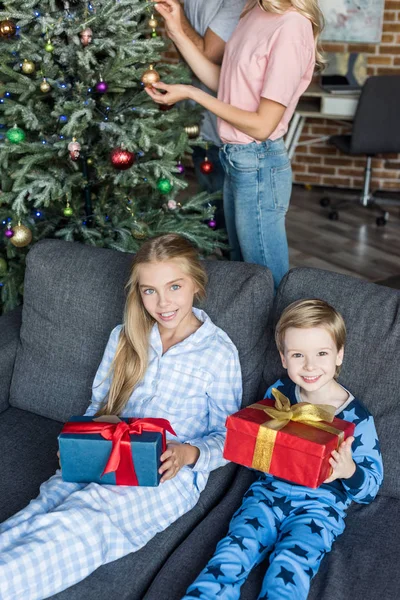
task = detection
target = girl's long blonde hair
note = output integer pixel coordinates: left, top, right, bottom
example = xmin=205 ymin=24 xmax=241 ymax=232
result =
xmin=248 ymin=0 xmax=326 ymax=71
xmin=96 ymin=234 xmax=207 ymax=416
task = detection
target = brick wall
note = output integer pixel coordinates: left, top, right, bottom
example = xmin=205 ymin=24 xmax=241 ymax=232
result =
xmin=160 ymin=1 xmax=400 ymax=191
xmin=292 ymin=0 xmax=400 ymax=191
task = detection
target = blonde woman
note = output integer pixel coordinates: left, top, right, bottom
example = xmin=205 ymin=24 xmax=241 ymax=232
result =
xmin=146 ymin=0 xmax=324 ymax=289
xmin=0 ymin=234 xmax=242 ymax=599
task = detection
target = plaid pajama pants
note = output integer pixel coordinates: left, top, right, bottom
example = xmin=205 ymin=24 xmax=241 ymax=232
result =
xmin=0 ymin=470 xmax=197 ymax=600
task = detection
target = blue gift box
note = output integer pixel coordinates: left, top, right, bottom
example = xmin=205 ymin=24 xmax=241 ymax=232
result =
xmin=58 ymin=416 xmax=163 ymax=486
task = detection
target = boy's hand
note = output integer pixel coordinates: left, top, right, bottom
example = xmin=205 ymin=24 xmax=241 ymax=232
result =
xmin=324 ymin=436 xmax=356 ymax=483
xmin=159 ymin=441 xmax=200 ymax=483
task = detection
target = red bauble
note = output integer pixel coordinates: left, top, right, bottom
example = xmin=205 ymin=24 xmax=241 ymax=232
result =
xmin=200 ymin=158 xmax=214 ymax=175
xmin=159 ymin=103 xmax=175 ymax=112
xmin=110 ymin=147 xmax=135 ymax=170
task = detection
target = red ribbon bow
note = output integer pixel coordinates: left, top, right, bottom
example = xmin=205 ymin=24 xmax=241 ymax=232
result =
xmin=61 ymin=418 xmax=176 ymax=485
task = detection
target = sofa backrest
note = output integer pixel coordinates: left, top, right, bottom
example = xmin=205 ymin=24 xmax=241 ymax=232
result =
xmin=9 ymin=240 xmax=274 ymax=422
xmin=260 ymin=267 xmax=400 ymax=499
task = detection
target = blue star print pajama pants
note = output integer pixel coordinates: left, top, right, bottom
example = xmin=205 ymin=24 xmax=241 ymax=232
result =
xmin=183 ymin=478 xmax=346 ymax=600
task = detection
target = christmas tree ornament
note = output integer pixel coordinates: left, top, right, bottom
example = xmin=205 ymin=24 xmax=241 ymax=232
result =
xmin=45 ymin=39 xmax=54 ymax=52
xmin=79 ymin=27 xmax=93 ymax=46
xmin=0 ymin=20 xmax=17 ymax=38
xmin=6 ymin=125 xmax=26 ymax=144
xmin=10 ymin=223 xmax=32 ymax=247
xmin=87 ymin=158 xmax=93 ymax=165
xmin=148 ymin=15 xmax=158 ymax=29
xmin=184 ymin=124 xmax=200 ymax=138
xmin=22 ymin=59 xmax=35 ymax=74
xmin=176 ymin=161 xmax=185 ymax=175
xmin=141 ymin=65 xmax=160 ymax=88
xmin=200 ymin=156 xmax=214 ymax=175
xmin=40 ymin=78 xmax=51 ymax=93
xmin=131 ymin=221 xmax=148 ymax=240
xmin=68 ymin=139 xmax=81 ymax=161
xmin=96 ymin=77 xmax=108 ymax=94
xmin=157 ymin=177 xmax=173 ymax=195
xmin=159 ymin=103 xmax=174 ymax=112
xmin=0 ymin=257 xmax=7 ymax=275
xmin=110 ymin=147 xmax=135 ymax=170
xmin=208 ymin=219 xmax=217 ymax=229
xmin=63 ymin=202 xmax=74 ymax=217
xmin=4 ymin=224 xmax=14 ymax=239
xmin=167 ymin=199 xmax=177 ymax=210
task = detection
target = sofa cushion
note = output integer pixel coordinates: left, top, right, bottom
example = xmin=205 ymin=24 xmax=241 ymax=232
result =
xmin=259 ymin=267 xmax=400 ymax=499
xmin=10 ymin=240 xmax=273 ymax=422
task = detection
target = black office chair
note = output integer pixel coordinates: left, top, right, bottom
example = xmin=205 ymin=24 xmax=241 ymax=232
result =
xmin=320 ymin=75 xmax=400 ymax=226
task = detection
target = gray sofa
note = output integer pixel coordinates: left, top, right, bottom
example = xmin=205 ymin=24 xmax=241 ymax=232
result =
xmin=1 ymin=239 xmax=399 ymax=600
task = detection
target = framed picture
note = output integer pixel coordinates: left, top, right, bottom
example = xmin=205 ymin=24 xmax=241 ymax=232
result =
xmin=320 ymin=0 xmax=385 ymax=43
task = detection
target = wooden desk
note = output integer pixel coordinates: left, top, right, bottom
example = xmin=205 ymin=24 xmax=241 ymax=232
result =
xmin=285 ymin=83 xmax=361 ymax=159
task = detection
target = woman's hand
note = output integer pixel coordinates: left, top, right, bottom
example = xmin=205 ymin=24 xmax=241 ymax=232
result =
xmin=152 ymin=0 xmax=185 ymax=41
xmin=159 ymin=441 xmax=200 ymax=483
xmin=324 ymin=436 xmax=356 ymax=483
xmin=144 ymin=81 xmax=193 ymax=105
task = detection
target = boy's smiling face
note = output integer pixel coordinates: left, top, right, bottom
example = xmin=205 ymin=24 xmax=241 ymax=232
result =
xmin=279 ymin=326 xmax=344 ymax=392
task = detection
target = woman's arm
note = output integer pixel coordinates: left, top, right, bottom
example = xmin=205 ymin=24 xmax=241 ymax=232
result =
xmin=153 ymin=0 xmax=221 ymax=92
xmin=146 ymin=83 xmax=286 ymax=142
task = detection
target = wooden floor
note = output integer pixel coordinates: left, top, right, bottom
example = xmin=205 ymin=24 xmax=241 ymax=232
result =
xmin=287 ymin=186 xmax=400 ymax=282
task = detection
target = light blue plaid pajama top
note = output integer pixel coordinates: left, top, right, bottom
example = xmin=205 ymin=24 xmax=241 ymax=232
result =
xmin=0 ymin=308 xmax=242 ymax=600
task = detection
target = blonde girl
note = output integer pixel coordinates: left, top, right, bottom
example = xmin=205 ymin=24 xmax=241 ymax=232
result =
xmin=0 ymin=234 xmax=242 ymax=600
xmin=146 ymin=0 xmax=324 ymax=289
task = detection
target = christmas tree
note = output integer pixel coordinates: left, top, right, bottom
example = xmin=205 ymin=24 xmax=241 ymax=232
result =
xmin=0 ymin=0 xmax=222 ymax=313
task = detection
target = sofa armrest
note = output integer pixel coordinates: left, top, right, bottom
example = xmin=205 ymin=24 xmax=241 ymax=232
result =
xmin=0 ymin=306 xmax=22 ymax=414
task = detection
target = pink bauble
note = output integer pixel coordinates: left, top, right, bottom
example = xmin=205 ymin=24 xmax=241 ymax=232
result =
xmin=4 ymin=228 xmax=14 ymax=238
xmin=176 ymin=162 xmax=185 ymax=175
xmin=208 ymin=219 xmax=217 ymax=229
xmin=167 ymin=199 xmax=177 ymax=210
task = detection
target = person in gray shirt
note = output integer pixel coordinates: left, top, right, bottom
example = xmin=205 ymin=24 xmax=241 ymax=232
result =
xmin=180 ymin=1 xmax=247 ymax=229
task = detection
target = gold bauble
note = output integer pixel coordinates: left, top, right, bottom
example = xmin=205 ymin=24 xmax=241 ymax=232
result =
xmin=131 ymin=222 xmax=148 ymax=240
xmin=22 ymin=59 xmax=35 ymax=74
xmin=184 ymin=124 xmax=200 ymax=139
xmin=0 ymin=19 xmax=17 ymax=38
xmin=141 ymin=65 xmax=160 ymax=88
xmin=148 ymin=16 xmax=158 ymax=29
xmin=10 ymin=224 xmax=33 ymax=248
xmin=40 ymin=78 xmax=51 ymax=93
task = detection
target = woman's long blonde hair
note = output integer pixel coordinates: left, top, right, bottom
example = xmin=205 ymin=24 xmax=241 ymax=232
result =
xmin=96 ymin=234 xmax=207 ymax=416
xmin=249 ymin=0 xmax=325 ymax=71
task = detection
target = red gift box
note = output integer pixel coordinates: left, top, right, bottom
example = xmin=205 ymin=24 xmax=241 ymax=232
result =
xmin=223 ymin=388 xmax=355 ymax=488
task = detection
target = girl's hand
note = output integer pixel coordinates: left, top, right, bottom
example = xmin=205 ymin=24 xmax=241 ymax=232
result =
xmin=144 ymin=81 xmax=193 ymax=105
xmin=159 ymin=441 xmax=200 ymax=483
xmin=152 ymin=0 xmax=184 ymax=41
xmin=324 ymin=436 xmax=356 ymax=483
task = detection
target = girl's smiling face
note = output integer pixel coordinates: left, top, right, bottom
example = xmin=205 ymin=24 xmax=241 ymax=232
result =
xmin=138 ymin=260 xmax=199 ymax=336
xmin=280 ymin=326 xmax=344 ymax=392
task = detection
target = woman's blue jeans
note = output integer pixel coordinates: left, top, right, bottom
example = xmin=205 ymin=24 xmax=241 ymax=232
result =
xmin=219 ymin=137 xmax=292 ymax=289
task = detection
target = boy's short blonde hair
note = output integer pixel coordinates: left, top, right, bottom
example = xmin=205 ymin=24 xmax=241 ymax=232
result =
xmin=275 ymin=299 xmax=347 ymax=377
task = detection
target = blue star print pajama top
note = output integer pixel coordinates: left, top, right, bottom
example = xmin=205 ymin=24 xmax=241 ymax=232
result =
xmin=183 ymin=376 xmax=383 ymax=600
xmin=0 ymin=309 xmax=242 ymax=600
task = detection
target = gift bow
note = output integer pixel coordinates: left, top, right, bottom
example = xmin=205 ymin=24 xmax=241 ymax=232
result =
xmin=253 ymin=387 xmax=337 ymax=431
xmin=61 ymin=418 xmax=176 ymax=485
xmin=249 ymin=388 xmax=342 ymax=472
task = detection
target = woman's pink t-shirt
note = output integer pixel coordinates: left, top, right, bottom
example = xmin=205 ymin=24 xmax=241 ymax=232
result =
xmin=217 ymin=6 xmax=315 ymax=144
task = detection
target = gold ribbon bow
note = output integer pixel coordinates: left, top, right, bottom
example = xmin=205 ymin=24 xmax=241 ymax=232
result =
xmin=250 ymin=388 xmax=343 ymax=472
